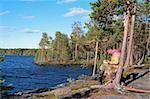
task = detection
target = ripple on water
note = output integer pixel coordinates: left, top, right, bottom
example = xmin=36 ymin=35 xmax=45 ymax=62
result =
xmin=0 ymin=55 xmax=92 ymax=93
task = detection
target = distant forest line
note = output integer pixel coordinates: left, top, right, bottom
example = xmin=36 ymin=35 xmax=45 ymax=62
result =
xmin=0 ymin=49 xmax=38 ymax=56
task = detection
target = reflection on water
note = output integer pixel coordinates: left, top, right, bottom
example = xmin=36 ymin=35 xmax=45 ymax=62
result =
xmin=0 ymin=56 xmax=92 ymax=93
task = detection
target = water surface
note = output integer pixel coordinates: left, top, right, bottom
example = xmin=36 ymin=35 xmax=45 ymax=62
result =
xmin=0 ymin=56 xmax=92 ymax=93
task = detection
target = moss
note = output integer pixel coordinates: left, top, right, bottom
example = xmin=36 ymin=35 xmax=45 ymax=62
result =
xmin=123 ymin=71 xmax=130 ymax=77
xmin=71 ymin=83 xmax=89 ymax=92
xmin=34 ymin=93 xmax=56 ymax=99
xmin=47 ymin=93 xmax=56 ymax=99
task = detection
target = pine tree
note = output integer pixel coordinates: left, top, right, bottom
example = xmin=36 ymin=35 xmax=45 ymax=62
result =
xmin=35 ymin=32 xmax=49 ymax=64
xmin=71 ymin=22 xmax=83 ymax=62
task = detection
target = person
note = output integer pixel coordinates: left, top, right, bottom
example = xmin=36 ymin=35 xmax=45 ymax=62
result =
xmin=100 ymin=49 xmax=121 ymax=84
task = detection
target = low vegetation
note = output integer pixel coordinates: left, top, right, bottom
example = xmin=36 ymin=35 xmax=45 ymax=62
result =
xmin=0 ymin=79 xmax=14 ymax=95
xmin=0 ymin=56 xmax=4 ymax=62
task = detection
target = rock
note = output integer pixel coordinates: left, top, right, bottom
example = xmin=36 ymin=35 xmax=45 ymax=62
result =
xmin=51 ymin=87 xmax=71 ymax=96
xmin=127 ymin=71 xmax=150 ymax=91
xmin=95 ymin=95 xmax=130 ymax=99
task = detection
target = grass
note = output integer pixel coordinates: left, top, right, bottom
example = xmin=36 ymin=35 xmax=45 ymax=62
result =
xmin=78 ymin=75 xmax=93 ymax=80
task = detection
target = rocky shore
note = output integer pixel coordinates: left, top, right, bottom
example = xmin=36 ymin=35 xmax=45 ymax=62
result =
xmin=1 ymin=67 xmax=150 ymax=99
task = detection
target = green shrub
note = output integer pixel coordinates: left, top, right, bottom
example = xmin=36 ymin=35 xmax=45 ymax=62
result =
xmin=67 ymin=78 xmax=75 ymax=83
xmin=0 ymin=56 xmax=4 ymax=62
xmin=0 ymin=79 xmax=13 ymax=93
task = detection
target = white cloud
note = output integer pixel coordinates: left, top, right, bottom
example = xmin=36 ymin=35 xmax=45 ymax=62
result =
xmin=23 ymin=16 xmax=35 ymax=20
xmin=22 ymin=28 xmax=40 ymax=33
xmin=64 ymin=8 xmax=90 ymax=17
xmin=0 ymin=11 xmax=9 ymax=16
xmin=57 ymin=0 xmax=76 ymax=4
xmin=0 ymin=26 xmax=15 ymax=32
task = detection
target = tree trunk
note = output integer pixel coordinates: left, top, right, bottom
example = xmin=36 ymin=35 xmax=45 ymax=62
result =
xmin=129 ymin=48 xmax=133 ymax=66
xmin=137 ymin=49 xmax=145 ymax=65
xmin=52 ymin=45 xmax=54 ymax=60
xmin=72 ymin=44 xmax=75 ymax=61
xmin=92 ymin=41 xmax=98 ymax=77
xmin=113 ymin=1 xmax=130 ymax=88
xmin=124 ymin=1 xmax=137 ymax=69
xmin=86 ymin=51 xmax=89 ymax=64
xmin=146 ymin=33 xmax=150 ymax=56
xmin=145 ymin=19 xmax=150 ymax=56
xmin=38 ymin=48 xmax=46 ymax=64
xmin=75 ymin=43 xmax=78 ymax=61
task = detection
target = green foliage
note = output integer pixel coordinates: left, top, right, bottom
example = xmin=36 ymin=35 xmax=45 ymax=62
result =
xmin=144 ymin=56 xmax=150 ymax=64
xmin=89 ymin=0 xmax=125 ymax=29
xmin=0 ymin=79 xmax=4 ymax=84
xmin=70 ymin=21 xmax=84 ymax=61
xmin=85 ymin=25 xmax=104 ymax=42
xmin=0 ymin=79 xmax=13 ymax=94
xmin=71 ymin=21 xmax=83 ymax=44
xmin=53 ymin=31 xmax=71 ymax=62
xmin=67 ymin=78 xmax=75 ymax=83
xmin=39 ymin=32 xmax=49 ymax=49
xmin=139 ymin=0 xmax=150 ymax=16
xmin=35 ymin=33 xmax=53 ymax=64
xmin=0 ymin=56 xmax=4 ymax=62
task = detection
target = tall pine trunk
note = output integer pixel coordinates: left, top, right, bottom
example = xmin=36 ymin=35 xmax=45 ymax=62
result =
xmin=129 ymin=47 xmax=133 ymax=66
xmin=37 ymin=48 xmax=46 ymax=64
xmin=113 ymin=1 xmax=130 ymax=88
xmin=137 ymin=49 xmax=146 ymax=65
xmin=146 ymin=33 xmax=150 ymax=56
xmin=75 ymin=43 xmax=78 ymax=61
xmin=145 ymin=18 xmax=150 ymax=57
xmin=124 ymin=1 xmax=137 ymax=69
xmin=86 ymin=51 xmax=89 ymax=64
xmin=92 ymin=41 xmax=98 ymax=77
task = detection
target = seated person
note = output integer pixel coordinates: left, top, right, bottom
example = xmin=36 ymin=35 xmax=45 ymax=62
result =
xmin=100 ymin=49 xmax=121 ymax=83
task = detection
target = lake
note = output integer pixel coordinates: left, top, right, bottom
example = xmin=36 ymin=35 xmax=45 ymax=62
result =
xmin=0 ymin=56 xmax=92 ymax=94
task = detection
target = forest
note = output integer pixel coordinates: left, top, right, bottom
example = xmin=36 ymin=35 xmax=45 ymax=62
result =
xmin=35 ymin=0 xmax=149 ymax=68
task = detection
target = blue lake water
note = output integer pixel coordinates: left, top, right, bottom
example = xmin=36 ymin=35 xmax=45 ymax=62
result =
xmin=0 ymin=56 xmax=92 ymax=94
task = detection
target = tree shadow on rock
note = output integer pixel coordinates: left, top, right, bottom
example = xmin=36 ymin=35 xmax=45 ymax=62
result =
xmin=121 ymin=70 xmax=149 ymax=86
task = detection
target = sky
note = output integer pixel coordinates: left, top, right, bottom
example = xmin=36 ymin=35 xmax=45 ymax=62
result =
xmin=0 ymin=0 xmax=96 ymax=48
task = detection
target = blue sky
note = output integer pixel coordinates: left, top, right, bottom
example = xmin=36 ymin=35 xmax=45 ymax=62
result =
xmin=0 ymin=0 xmax=96 ymax=48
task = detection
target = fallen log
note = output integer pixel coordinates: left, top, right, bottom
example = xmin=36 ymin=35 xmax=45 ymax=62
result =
xmin=124 ymin=86 xmax=150 ymax=93
xmin=90 ymin=83 xmax=150 ymax=94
